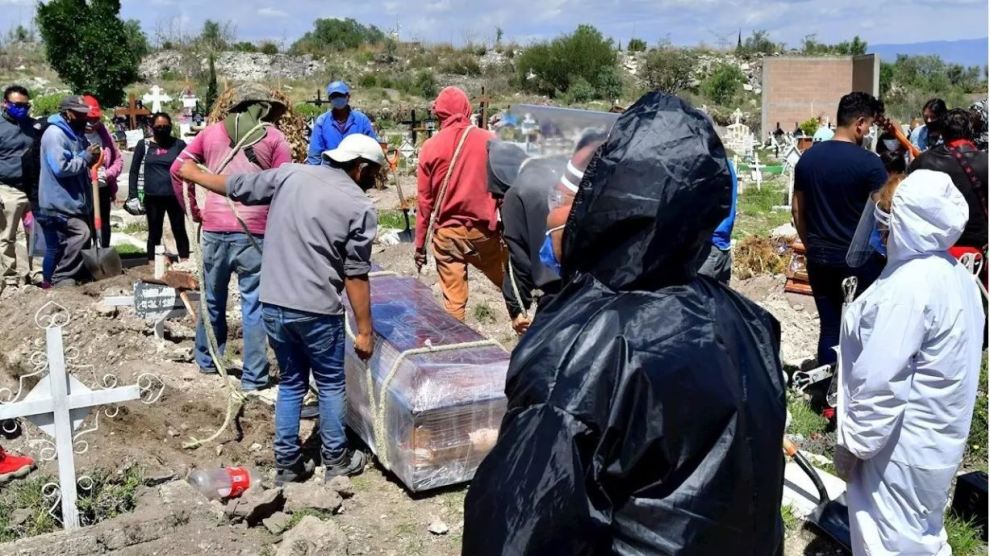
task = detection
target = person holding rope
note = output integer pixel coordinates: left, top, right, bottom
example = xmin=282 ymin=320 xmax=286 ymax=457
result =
xmin=414 ymin=86 xmax=506 ymax=322
xmin=178 ymin=133 xmax=380 ymax=485
xmin=170 ymin=84 xmax=292 ymax=392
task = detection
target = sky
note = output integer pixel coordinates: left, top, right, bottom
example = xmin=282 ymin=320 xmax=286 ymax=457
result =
xmin=0 ymin=0 xmax=986 ymax=49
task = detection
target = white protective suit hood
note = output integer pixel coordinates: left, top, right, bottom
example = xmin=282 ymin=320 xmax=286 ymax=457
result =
xmin=886 ymin=169 xmax=969 ymax=264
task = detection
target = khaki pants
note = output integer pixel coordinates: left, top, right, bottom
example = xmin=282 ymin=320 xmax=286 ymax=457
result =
xmin=432 ymin=226 xmax=506 ymax=321
xmin=0 ymin=184 xmax=29 ymax=286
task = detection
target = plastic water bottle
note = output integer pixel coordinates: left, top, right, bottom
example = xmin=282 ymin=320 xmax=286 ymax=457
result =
xmin=187 ymin=467 xmax=255 ymax=500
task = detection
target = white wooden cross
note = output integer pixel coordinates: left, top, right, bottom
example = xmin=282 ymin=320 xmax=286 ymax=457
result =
xmin=143 ymin=85 xmax=173 ymax=114
xmin=750 ymin=152 xmax=765 ymax=191
xmin=0 ymin=306 xmax=142 ymax=530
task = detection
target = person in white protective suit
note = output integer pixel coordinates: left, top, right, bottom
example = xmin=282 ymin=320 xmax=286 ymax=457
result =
xmin=835 ymin=169 xmax=984 ymax=556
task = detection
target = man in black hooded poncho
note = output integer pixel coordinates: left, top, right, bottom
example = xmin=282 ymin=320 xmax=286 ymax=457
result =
xmin=462 ymin=92 xmax=787 ymax=555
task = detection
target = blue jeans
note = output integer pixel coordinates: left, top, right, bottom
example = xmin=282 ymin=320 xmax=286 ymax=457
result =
xmin=262 ymin=304 xmax=348 ymax=468
xmin=195 ymin=231 xmax=269 ymax=390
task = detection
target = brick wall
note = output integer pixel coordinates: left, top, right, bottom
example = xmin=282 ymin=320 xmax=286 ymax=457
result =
xmin=761 ymin=55 xmax=879 ymax=138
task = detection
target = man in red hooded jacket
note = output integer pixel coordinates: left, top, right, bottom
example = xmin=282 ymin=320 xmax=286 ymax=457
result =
xmin=414 ymin=87 xmax=505 ymax=321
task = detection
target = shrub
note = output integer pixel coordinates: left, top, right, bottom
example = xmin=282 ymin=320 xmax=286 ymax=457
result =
xmin=293 ymin=102 xmax=324 ymax=120
xmin=290 ymin=18 xmax=385 ymax=56
xmin=516 ymin=25 xmax=616 ymax=99
xmin=643 ymin=48 xmax=696 ymax=94
xmin=233 ymin=41 xmax=257 ymax=53
xmin=596 ymin=67 xmax=624 ymax=102
xmin=31 ymin=93 xmax=62 ymax=118
xmin=413 ymin=70 xmax=438 ymax=99
xmin=563 ymin=77 xmax=596 ymax=104
xmin=259 ymin=42 xmax=279 ymax=56
xmin=701 ymin=64 xmax=745 ymax=106
xmin=799 ymin=117 xmax=819 ymax=137
xmin=627 ymin=38 xmax=647 ymax=52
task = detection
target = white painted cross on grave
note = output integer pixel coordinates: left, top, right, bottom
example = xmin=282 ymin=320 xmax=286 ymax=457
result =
xmin=0 ymin=304 xmax=143 ymax=530
xmin=143 ymin=85 xmax=173 ymax=114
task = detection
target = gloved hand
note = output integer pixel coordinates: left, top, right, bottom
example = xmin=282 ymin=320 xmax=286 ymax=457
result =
xmin=833 ymin=445 xmax=859 ymax=481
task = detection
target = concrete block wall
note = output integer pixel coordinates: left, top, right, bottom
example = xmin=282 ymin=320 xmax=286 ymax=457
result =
xmin=761 ymin=55 xmax=879 ymax=138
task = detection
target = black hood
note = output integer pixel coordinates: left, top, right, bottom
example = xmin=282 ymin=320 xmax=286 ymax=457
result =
xmin=563 ymin=92 xmax=731 ymax=291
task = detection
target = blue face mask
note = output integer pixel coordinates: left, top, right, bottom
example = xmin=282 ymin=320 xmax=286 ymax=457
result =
xmin=5 ymin=104 xmax=28 ymax=121
xmin=539 ymin=225 xmax=565 ymax=277
xmin=330 ymin=97 xmax=348 ymax=110
xmin=869 ymin=226 xmax=886 ymax=257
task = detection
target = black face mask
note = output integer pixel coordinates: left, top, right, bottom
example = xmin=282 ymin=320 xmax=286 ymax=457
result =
xmin=153 ymin=126 xmax=173 ymax=139
xmin=357 ymin=166 xmax=378 ymax=191
xmin=67 ymin=115 xmax=87 ymax=133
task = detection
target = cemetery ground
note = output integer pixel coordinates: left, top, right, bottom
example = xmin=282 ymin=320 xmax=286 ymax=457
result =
xmin=0 ymin=157 xmax=985 ymax=555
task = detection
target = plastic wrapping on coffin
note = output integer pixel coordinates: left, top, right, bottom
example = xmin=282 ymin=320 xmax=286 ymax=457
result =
xmin=342 ymin=275 xmax=510 ymax=492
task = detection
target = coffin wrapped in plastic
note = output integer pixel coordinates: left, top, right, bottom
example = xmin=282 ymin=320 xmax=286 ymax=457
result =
xmin=343 ymin=274 xmax=510 ymax=492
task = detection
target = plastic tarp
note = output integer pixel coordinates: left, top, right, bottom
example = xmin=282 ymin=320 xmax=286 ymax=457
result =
xmin=463 ymin=93 xmax=788 ymax=555
xmin=343 ymin=274 xmax=510 ymax=492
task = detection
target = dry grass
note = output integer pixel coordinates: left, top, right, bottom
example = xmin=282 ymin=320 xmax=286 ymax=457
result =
xmin=733 ymin=236 xmax=788 ymax=279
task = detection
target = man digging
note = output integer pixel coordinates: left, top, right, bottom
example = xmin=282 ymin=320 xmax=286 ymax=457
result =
xmin=179 ymin=133 xmax=381 ymax=485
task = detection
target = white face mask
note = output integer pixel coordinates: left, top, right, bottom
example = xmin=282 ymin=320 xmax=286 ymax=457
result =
xmin=883 ymin=139 xmax=901 ymax=152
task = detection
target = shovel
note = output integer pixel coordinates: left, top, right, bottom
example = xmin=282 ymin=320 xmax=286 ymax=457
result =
xmin=81 ymin=164 xmax=123 ymax=281
xmin=389 ymin=150 xmax=414 ymax=243
xmin=783 ymin=438 xmax=851 ymax=551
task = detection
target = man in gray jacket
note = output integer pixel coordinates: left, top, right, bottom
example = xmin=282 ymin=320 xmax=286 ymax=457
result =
xmin=36 ymin=95 xmax=100 ymax=287
xmin=0 ymin=85 xmax=40 ymax=289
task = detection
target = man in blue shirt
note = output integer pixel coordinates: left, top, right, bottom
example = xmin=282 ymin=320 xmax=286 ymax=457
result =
xmin=696 ymin=160 xmax=737 ymax=284
xmin=306 ymin=81 xmax=378 ymax=165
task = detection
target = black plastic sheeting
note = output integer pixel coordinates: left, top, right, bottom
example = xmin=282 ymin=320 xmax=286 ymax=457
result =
xmin=463 ymin=92 xmax=788 ymax=555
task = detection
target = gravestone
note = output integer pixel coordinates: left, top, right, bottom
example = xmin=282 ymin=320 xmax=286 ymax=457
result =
xmin=134 ymin=282 xmax=187 ymax=340
xmin=0 ymin=302 xmax=163 ymax=530
xmin=725 ymin=109 xmax=754 ymax=156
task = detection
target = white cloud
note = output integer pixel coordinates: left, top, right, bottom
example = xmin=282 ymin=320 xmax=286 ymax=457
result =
xmin=257 ymin=7 xmax=288 ymax=18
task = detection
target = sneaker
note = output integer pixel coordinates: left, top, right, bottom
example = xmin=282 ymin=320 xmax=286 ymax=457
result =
xmin=274 ymin=458 xmax=315 ymax=486
xmin=324 ymin=449 xmax=366 ymax=480
xmin=198 ymin=366 xmax=218 ymax=375
xmin=0 ymin=447 xmax=35 ymax=484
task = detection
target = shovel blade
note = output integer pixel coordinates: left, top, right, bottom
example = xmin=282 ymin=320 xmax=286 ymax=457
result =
xmin=81 ymin=247 xmax=123 ymax=281
xmin=808 ymin=493 xmax=852 ymax=552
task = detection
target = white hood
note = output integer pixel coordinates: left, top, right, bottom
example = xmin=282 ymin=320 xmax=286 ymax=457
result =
xmin=887 ymin=169 xmax=969 ymax=263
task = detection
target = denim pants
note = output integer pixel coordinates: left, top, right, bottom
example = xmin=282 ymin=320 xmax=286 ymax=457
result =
xmin=262 ymin=303 xmax=348 ymax=468
xmin=806 ymin=257 xmax=883 ymax=365
xmin=195 ymin=231 xmax=269 ymax=390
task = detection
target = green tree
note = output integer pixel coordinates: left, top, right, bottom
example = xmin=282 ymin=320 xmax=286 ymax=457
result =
xmin=206 ymin=53 xmax=218 ymax=113
xmin=290 ymin=18 xmax=385 ymax=55
xmin=563 ymin=77 xmax=595 ymax=104
xmin=642 ymin=48 xmax=696 ymax=94
xmin=198 ymin=19 xmax=233 ymax=52
xmin=36 ymin=0 xmax=142 ymax=107
xmin=627 ymin=38 xmax=647 ymax=52
xmin=516 ymin=24 xmax=616 ymax=98
xmin=702 ymin=63 xmax=745 ymax=105
xmin=737 ymin=30 xmax=779 ymax=58
xmin=233 ymin=41 xmax=257 ymax=52
xmin=122 ymin=19 xmax=149 ymax=59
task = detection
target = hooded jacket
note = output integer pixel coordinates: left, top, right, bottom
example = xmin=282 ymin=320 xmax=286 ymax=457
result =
xmin=837 ymin=170 xmax=983 ymax=555
xmin=463 ymin=93 xmax=787 ymax=555
xmin=0 ymin=110 xmax=38 ymax=191
xmin=415 ymin=87 xmax=496 ymax=249
xmin=38 ymin=114 xmax=94 ymax=217
xmin=86 ymin=122 xmax=123 ymax=199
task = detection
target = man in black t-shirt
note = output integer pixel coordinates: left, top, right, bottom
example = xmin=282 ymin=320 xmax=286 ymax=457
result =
xmin=793 ymin=92 xmax=888 ymax=365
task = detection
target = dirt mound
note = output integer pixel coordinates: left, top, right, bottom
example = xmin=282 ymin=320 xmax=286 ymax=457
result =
xmin=733 ymin=274 xmax=819 ymax=369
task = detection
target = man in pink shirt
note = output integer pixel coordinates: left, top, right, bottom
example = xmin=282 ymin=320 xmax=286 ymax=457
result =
xmin=170 ymin=84 xmax=292 ymax=391
xmin=414 ymin=87 xmax=505 ymax=321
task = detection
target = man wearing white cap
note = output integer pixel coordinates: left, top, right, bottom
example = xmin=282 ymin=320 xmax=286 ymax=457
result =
xmin=179 ymin=134 xmax=381 ymax=485
xmin=306 ymin=80 xmax=378 ymax=165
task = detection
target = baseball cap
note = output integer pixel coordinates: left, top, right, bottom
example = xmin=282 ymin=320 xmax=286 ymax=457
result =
xmin=326 ymin=80 xmax=350 ymax=97
xmin=81 ymin=95 xmax=102 ymax=120
xmin=323 ymin=134 xmax=385 ymax=166
xmin=59 ymin=95 xmax=90 ymax=114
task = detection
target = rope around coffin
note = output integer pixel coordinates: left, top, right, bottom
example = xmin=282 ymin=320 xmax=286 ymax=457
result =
xmin=345 ymin=271 xmax=506 ymax=470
